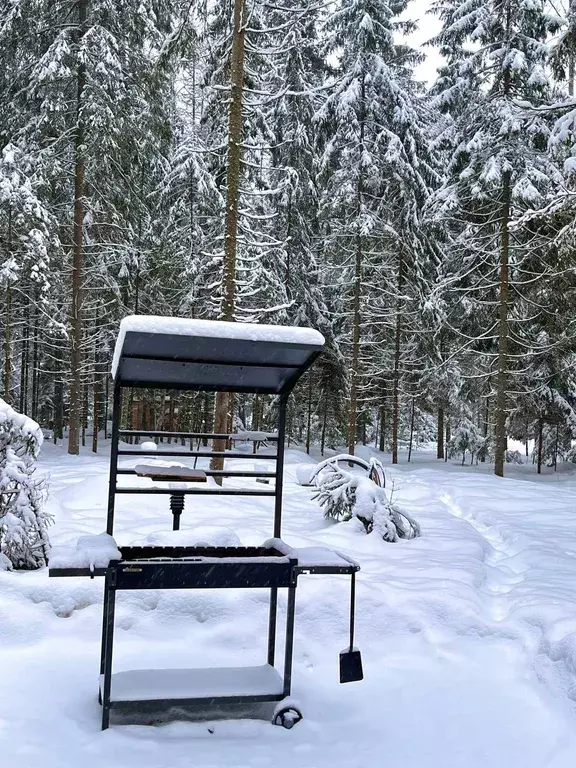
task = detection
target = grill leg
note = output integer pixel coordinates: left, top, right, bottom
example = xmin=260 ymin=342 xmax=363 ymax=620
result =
xmin=282 ymin=585 xmax=297 ymax=697
xmin=267 ymin=586 xmax=278 ymax=666
xmin=101 ymin=573 xmax=117 ymax=730
xmin=99 ymin=581 xmax=110 ymax=675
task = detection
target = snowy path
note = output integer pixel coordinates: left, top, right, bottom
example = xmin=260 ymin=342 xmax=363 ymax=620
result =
xmin=2 ymin=444 xmax=576 ymax=767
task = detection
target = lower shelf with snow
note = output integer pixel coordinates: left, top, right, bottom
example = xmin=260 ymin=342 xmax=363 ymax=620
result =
xmin=100 ymin=664 xmax=284 ymax=703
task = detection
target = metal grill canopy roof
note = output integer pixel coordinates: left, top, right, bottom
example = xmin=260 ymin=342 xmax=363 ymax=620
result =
xmin=111 ymin=316 xmax=325 ymax=393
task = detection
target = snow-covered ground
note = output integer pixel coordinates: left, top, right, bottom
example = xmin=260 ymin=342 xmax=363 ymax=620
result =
xmin=3 ymin=442 xmax=576 ymax=767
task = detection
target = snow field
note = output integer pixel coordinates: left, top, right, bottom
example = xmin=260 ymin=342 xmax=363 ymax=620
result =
xmin=2 ymin=443 xmax=576 ymax=766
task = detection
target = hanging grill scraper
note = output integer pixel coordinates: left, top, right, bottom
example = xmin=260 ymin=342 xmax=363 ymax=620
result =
xmin=339 ymin=571 xmax=364 ymax=683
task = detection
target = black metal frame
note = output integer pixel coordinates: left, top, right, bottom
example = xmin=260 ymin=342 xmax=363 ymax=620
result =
xmin=49 ymin=324 xmax=360 ymax=730
xmin=97 ymin=545 xmax=301 ymax=729
xmin=96 ymin=377 xmax=304 ymax=729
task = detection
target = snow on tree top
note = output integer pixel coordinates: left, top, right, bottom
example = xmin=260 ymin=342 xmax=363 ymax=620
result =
xmin=0 ymin=397 xmax=44 ymax=451
xmin=111 ymin=315 xmax=325 ymax=377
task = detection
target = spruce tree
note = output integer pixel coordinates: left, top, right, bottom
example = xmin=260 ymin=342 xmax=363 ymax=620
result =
xmin=430 ymin=0 xmax=562 ymax=476
xmin=317 ymin=0 xmax=436 ymax=458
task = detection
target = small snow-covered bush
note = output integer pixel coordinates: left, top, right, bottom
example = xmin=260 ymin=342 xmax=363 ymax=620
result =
xmin=0 ymin=398 xmax=51 ymax=569
xmin=448 ymin=420 xmax=485 ymax=465
xmin=311 ymin=462 xmax=419 ymax=542
xmin=505 ymin=449 xmax=524 ymax=465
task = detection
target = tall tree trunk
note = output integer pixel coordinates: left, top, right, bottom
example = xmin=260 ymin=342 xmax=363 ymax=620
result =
xmin=407 ymin=397 xmax=416 ymax=463
xmin=305 ymin=375 xmax=312 ymax=454
xmin=482 ymin=394 xmax=490 ymax=463
xmin=494 ymin=170 xmax=511 ymax=477
xmin=554 ymin=423 xmax=559 ymax=471
xmin=252 ymin=393 xmax=260 ymax=431
xmin=392 ymin=256 xmax=403 ymax=464
xmin=347 ymin=78 xmax=365 ymax=457
xmin=3 ymin=285 xmax=12 ymax=404
xmin=68 ymin=0 xmax=88 ymax=455
xmin=92 ymin=367 xmax=99 ymax=454
xmin=569 ymin=0 xmax=576 ymax=97
xmin=320 ymin=391 xmax=328 ymax=456
xmin=3 ymin=206 xmax=13 ymax=404
xmin=347 ymin=236 xmax=362 ymax=456
xmin=31 ymin=301 xmax=40 ymax=421
xmin=437 ymin=406 xmax=444 ymax=459
xmin=445 ymin=420 xmax=450 ymax=462
xmin=537 ymin=417 xmax=543 ymax=475
xmin=103 ymin=370 xmax=109 ymax=439
xmin=19 ymin=306 xmax=28 ymax=413
xmin=81 ymin=382 xmax=88 ymax=447
xmin=211 ymin=0 xmax=246 ymax=482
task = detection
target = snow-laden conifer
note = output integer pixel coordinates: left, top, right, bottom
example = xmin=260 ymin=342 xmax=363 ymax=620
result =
xmin=0 ymin=398 xmax=50 ymax=569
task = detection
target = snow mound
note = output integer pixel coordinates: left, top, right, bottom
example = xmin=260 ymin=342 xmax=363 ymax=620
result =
xmin=295 ymin=464 xmax=314 ymax=486
xmin=133 ymin=527 xmax=242 ymax=548
xmin=49 ymin=533 xmax=121 ymax=570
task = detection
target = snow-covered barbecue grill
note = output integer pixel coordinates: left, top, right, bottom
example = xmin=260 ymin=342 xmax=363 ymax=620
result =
xmin=49 ymin=316 xmax=362 ymax=730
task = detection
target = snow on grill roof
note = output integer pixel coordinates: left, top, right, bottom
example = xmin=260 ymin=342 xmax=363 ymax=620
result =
xmin=111 ymin=315 xmax=325 ymax=394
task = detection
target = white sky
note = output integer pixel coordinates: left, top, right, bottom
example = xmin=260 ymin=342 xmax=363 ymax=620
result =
xmin=402 ymin=0 xmax=443 ymax=83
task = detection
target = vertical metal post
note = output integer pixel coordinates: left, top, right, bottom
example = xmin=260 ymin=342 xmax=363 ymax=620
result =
xmin=282 ymin=583 xmax=297 ymax=697
xmin=274 ymin=394 xmax=288 ymax=539
xmin=170 ymin=492 xmax=185 ymax=531
xmin=101 ymin=568 xmax=117 ymax=730
xmin=99 ymin=581 xmax=110 ymax=675
xmin=267 ymin=586 xmax=278 ymax=666
xmin=106 ymin=382 xmax=122 ymax=536
xmin=349 ymin=571 xmax=356 ymax=651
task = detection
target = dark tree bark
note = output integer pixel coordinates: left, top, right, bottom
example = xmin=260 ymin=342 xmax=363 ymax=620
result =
xmin=347 ymin=76 xmax=366 ymax=457
xmin=31 ymin=301 xmax=40 ymax=421
xmin=392 ymin=256 xmax=403 ymax=465
xmin=3 ymin=207 xmax=13 ymax=404
xmin=481 ymin=395 xmax=490 ymax=463
xmin=407 ymin=397 xmax=416 ymax=463
xmin=320 ymin=391 xmax=328 ymax=456
xmin=211 ymin=0 xmax=247 ymax=482
xmin=103 ymin=371 xmax=109 ymax=440
xmin=494 ymin=169 xmax=511 ymax=477
xmin=81 ymin=382 xmax=88 ymax=447
xmin=554 ymin=423 xmax=559 ymax=471
xmin=68 ymin=0 xmax=88 ymax=455
xmin=19 ymin=307 xmax=28 ymax=413
xmin=537 ymin=417 xmax=543 ymax=475
xmin=92 ymin=369 xmax=99 ymax=454
xmin=305 ymin=375 xmax=312 ymax=454
xmin=437 ymin=406 xmax=444 ymax=459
